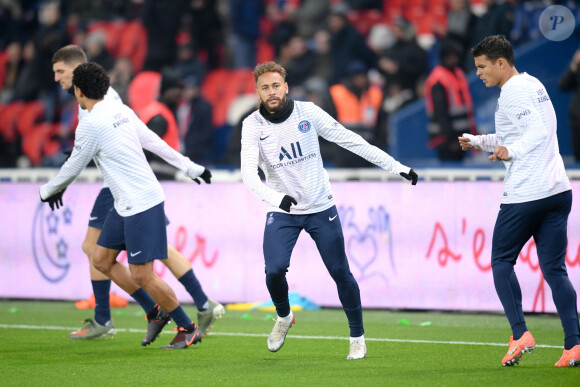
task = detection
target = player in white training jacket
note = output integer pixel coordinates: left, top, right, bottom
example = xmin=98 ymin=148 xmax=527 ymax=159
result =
xmin=240 ymin=61 xmax=418 ymax=360
xmin=51 ymin=45 xmax=224 ymax=344
xmin=40 ymin=62 xmax=206 ymax=349
xmin=459 ymin=35 xmax=579 ymax=367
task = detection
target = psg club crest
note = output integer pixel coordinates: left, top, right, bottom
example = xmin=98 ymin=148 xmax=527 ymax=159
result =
xmin=267 ymin=213 xmax=274 ymax=226
xmin=298 ymin=120 xmax=311 ymax=133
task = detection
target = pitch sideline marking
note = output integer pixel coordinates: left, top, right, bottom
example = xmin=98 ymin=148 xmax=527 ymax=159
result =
xmin=0 ymin=324 xmax=563 ymax=349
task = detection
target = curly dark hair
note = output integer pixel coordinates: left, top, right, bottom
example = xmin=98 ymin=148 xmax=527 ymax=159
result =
xmin=72 ymin=62 xmax=110 ymax=100
xmin=253 ymin=62 xmax=287 ymax=84
xmin=471 ymin=35 xmax=514 ymax=66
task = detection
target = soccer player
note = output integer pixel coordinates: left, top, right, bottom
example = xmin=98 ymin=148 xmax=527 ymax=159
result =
xmin=459 ymin=35 xmax=580 ymax=367
xmin=240 ymin=61 xmax=418 ymax=360
xmin=52 ymin=45 xmax=224 ymax=342
xmin=41 ymin=62 xmax=205 ymax=349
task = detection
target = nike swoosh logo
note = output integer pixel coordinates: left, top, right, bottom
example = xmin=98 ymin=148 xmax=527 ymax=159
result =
xmin=186 ymin=330 xmax=197 ymax=346
xmin=130 ymin=251 xmax=142 ymax=257
xmin=260 ymin=135 xmax=271 ymax=141
xmin=329 ymin=215 xmax=337 ymax=221
xmin=508 ymin=338 xmax=522 ymax=355
xmin=89 ymin=216 xmax=98 ymax=221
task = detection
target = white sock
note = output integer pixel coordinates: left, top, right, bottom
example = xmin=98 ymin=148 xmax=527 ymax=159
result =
xmin=350 ymin=335 xmax=365 ymax=344
xmin=278 ymin=310 xmax=293 ymax=323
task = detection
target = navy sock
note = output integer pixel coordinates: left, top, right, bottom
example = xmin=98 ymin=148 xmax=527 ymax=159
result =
xmin=178 ymin=269 xmax=208 ymax=310
xmin=344 ymin=305 xmax=364 ymax=337
xmin=92 ymin=280 xmax=111 ymax=326
xmin=168 ymin=306 xmax=192 ymax=329
xmin=130 ymin=288 xmax=156 ymax=314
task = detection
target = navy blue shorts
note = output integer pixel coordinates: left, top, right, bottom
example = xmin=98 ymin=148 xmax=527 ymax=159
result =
xmin=88 ymin=188 xmax=114 ymax=229
xmin=97 ymin=202 xmax=168 ymax=264
xmin=89 ymin=188 xmax=170 ymax=229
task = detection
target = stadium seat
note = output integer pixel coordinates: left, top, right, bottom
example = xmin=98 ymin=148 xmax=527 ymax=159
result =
xmin=21 ymin=122 xmax=60 ymax=165
xmin=0 ymin=101 xmax=24 ymax=143
xmin=17 ymin=101 xmax=45 ymax=137
xmin=347 ymin=9 xmax=385 ymax=36
xmin=127 ymin=71 xmax=161 ymax=112
xmin=117 ymin=21 xmax=147 ymax=74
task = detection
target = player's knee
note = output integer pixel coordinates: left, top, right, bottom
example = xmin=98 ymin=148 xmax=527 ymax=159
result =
xmin=130 ymin=268 xmax=151 ymax=288
xmin=81 ymin=239 xmax=96 ymax=257
xmin=92 ymin=254 xmax=110 ymax=275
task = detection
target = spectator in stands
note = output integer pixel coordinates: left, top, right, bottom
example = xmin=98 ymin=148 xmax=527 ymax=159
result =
xmin=327 ymin=2 xmax=376 ymax=85
xmin=137 ymin=69 xmax=183 ymax=180
xmin=142 ymin=0 xmax=185 ymax=72
xmin=310 ymin=29 xmax=334 ymax=85
xmin=172 ymin=41 xmax=207 ymax=84
xmin=468 ymin=0 xmax=514 ymax=69
xmin=329 ymin=60 xmax=383 ymax=167
xmin=228 ymin=0 xmax=264 ymax=69
xmin=376 ymin=17 xmax=428 ymax=101
xmin=559 ymin=47 xmax=580 ymax=162
xmin=11 ymin=40 xmax=41 ymax=101
xmin=424 ymin=40 xmax=476 ymax=161
xmin=109 ymin=56 xmax=133 ymax=105
xmin=281 ymin=35 xmax=316 ymax=92
xmin=178 ymin=75 xmax=215 ymax=166
xmin=83 ymin=30 xmax=114 ymax=71
xmin=0 ymin=0 xmax=20 ymax=50
xmin=444 ymin=0 xmax=477 ymax=72
xmin=0 ymin=41 xmax=23 ymax=102
xmin=188 ymin=0 xmax=223 ymax=69
xmin=265 ymin=0 xmax=297 ymax=59
xmin=287 ymin=0 xmax=330 ymax=40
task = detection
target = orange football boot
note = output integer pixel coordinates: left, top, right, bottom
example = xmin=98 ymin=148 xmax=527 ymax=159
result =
xmin=502 ymin=331 xmax=535 ymax=366
xmin=554 ymin=345 xmax=580 ymax=367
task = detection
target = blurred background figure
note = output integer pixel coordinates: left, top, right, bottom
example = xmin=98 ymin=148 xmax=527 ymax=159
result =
xmin=559 ymin=47 xmax=580 ymax=163
xmin=83 ymin=30 xmax=114 ymax=71
xmin=188 ymin=0 xmax=223 ymax=70
xmin=443 ymin=0 xmax=477 ymax=72
xmin=141 ymin=0 xmax=184 ymax=72
xmin=424 ymin=40 xmax=476 ymax=162
xmin=228 ymin=0 xmax=264 ymax=69
xmin=178 ymin=75 xmax=215 ymax=166
xmin=137 ymin=69 xmax=183 ymax=180
xmin=330 ymin=60 xmax=383 ymax=167
xmin=327 ymin=2 xmax=376 ymax=85
xmin=108 ymin=56 xmax=133 ymax=105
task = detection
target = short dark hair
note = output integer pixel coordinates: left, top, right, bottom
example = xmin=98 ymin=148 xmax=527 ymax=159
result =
xmin=471 ymin=35 xmax=514 ymax=66
xmin=73 ymin=62 xmax=110 ymax=100
xmin=52 ymin=45 xmax=88 ymax=65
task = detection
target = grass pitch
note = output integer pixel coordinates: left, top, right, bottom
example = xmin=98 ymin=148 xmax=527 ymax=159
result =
xmin=0 ymin=300 xmax=577 ymax=386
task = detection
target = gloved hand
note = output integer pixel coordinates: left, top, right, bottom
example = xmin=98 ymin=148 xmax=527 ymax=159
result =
xmin=400 ymin=168 xmax=418 ymax=185
xmin=279 ymin=195 xmax=297 ymax=212
xmin=41 ymin=188 xmax=67 ymax=211
xmin=193 ymin=168 xmax=212 ymax=184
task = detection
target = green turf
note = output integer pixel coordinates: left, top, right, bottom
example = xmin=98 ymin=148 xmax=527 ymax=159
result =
xmin=0 ymin=301 xmax=577 ymax=386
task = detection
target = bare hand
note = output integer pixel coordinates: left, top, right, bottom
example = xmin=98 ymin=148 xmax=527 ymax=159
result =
xmin=489 ymin=146 xmax=510 ymax=162
xmin=458 ymin=136 xmax=473 ymax=151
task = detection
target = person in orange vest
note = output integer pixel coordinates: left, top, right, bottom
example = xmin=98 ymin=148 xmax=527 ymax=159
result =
xmin=138 ymin=70 xmax=183 ymax=179
xmin=329 ymin=61 xmax=383 ymax=167
xmin=424 ymin=40 xmax=477 ymax=161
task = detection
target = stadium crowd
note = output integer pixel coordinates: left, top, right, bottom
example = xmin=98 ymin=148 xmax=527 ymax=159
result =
xmin=0 ymin=0 xmax=578 ymax=169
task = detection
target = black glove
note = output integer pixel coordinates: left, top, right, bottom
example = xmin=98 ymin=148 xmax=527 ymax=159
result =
xmin=279 ymin=195 xmax=297 ymax=212
xmin=41 ymin=188 xmax=67 ymax=211
xmin=400 ymin=168 xmax=418 ymax=185
xmin=193 ymin=168 xmax=212 ymax=184
xmin=63 ymin=149 xmax=73 ymax=162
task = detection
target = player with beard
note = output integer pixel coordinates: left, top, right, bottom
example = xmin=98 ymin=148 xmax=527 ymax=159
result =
xmin=240 ymin=61 xmax=418 ymax=360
